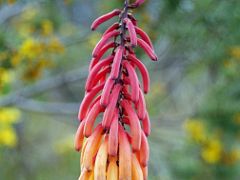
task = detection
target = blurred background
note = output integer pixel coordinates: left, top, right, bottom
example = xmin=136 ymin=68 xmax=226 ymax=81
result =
xmin=0 ymin=0 xmax=240 ymax=179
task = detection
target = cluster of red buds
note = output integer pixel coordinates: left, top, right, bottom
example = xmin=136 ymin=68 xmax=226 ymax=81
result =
xmin=75 ymin=0 xmax=157 ymax=179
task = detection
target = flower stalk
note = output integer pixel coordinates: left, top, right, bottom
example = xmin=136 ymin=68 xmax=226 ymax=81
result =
xmin=75 ymin=0 xmax=157 ymax=179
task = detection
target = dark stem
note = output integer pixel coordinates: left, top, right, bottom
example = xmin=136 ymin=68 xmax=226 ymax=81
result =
xmin=115 ymin=0 xmax=130 ymax=128
xmin=120 ymin=0 xmax=129 ymax=46
xmin=115 ymin=0 xmax=129 ymax=83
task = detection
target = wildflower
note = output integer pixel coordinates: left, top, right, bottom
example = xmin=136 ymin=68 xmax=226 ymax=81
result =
xmin=0 ymin=108 xmax=20 ymax=124
xmin=0 ymin=68 xmax=12 ymax=89
xmin=0 ymin=126 xmax=17 ymax=147
xmin=184 ymin=119 xmax=206 ymax=143
xmin=20 ymin=38 xmax=43 ymax=59
xmin=223 ymin=149 xmax=240 ymax=165
xmin=75 ymin=0 xmax=156 ymax=179
xmin=201 ymin=138 xmax=222 ymax=164
xmin=11 ymin=52 xmax=22 ymax=66
xmin=41 ymin=19 xmax=53 ymax=36
xmin=23 ymin=64 xmax=42 ymax=80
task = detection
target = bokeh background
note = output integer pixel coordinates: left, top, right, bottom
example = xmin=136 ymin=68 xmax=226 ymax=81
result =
xmin=0 ymin=0 xmax=240 ymax=179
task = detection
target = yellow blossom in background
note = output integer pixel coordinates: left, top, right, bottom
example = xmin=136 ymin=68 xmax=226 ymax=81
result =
xmin=0 ymin=108 xmax=20 ymax=124
xmin=230 ymin=46 xmax=240 ymax=59
xmin=20 ymin=38 xmax=43 ymax=59
xmin=184 ymin=119 xmax=206 ymax=143
xmin=22 ymin=58 xmax=53 ymax=80
xmin=23 ymin=64 xmax=42 ymax=81
xmin=0 ymin=68 xmax=12 ymax=89
xmin=0 ymin=126 xmax=17 ymax=147
xmin=11 ymin=53 xmax=22 ymax=66
xmin=6 ymin=8 xmax=65 ymax=82
xmin=41 ymin=19 xmax=54 ymax=36
xmin=184 ymin=118 xmax=239 ymax=166
xmin=223 ymin=149 xmax=240 ymax=165
xmin=18 ymin=37 xmax=64 ymax=80
xmin=201 ymin=138 xmax=222 ymax=164
xmin=0 ymin=108 xmax=20 ymax=148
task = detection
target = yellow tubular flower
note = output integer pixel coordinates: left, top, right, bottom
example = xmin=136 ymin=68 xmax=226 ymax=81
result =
xmin=76 ymin=126 xmax=148 ymax=180
xmin=107 ymin=156 xmax=118 ymax=180
xmin=80 ymin=139 xmax=88 ymax=171
xmin=94 ymin=135 xmax=108 ymax=180
xmin=132 ymin=154 xmax=144 ymax=180
xmin=78 ymin=168 xmax=93 ymax=180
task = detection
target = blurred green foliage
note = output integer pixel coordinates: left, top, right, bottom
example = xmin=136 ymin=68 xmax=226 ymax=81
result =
xmin=0 ymin=0 xmax=239 ymax=179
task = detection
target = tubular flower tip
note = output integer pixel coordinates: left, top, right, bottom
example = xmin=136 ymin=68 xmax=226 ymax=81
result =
xmin=75 ymin=0 xmax=156 ymax=179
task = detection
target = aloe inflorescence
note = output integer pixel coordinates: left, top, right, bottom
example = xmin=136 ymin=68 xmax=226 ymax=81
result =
xmin=75 ymin=0 xmax=157 ymax=179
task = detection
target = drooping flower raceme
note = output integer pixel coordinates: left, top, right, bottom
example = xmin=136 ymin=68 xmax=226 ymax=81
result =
xmin=75 ymin=0 xmax=157 ymax=179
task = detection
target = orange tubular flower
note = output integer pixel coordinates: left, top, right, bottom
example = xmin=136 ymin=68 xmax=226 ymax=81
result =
xmin=75 ymin=0 xmax=157 ymax=179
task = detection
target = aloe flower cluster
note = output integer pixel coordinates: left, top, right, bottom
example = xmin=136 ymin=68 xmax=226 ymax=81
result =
xmin=75 ymin=0 xmax=157 ymax=179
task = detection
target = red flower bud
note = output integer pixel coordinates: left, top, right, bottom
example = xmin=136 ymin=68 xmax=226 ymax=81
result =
xmin=110 ymin=46 xmax=124 ymax=79
xmin=92 ymin=30 xmax=120 ymax=57
xmin=135 ymin=26 xmax=153 ymax=48
xmin=91 ymin=9 xmax=121 ymax=31
xmin=108 ymin=111 xmax=119 ymax=156
xmin=124 ymin=18 xmax=137 ymax=47
xmin=123 ymin=60 xmax=140 ymax=102
xmin=137 ymin=38 xmax=158 ymax=61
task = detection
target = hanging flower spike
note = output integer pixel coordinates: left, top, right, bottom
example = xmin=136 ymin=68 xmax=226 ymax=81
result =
xmin=75 ymin=0 xmax=157 ymax=179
